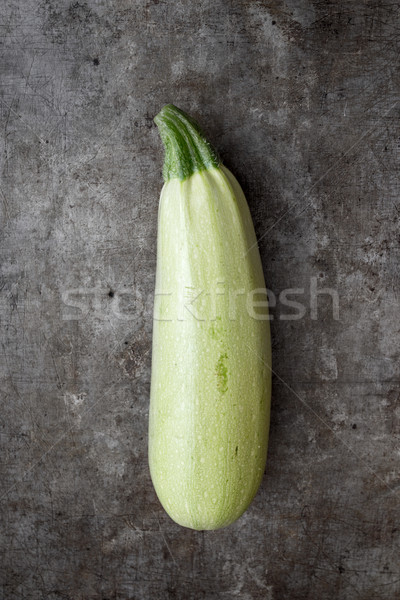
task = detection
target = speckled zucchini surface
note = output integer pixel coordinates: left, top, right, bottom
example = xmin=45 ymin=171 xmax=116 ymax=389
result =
xmin=149 ymin=105 xmax=271 ymax=530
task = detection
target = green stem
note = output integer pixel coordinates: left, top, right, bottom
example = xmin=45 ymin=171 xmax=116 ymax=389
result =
xmin=154 ymin=104 xmax=220 ymax=182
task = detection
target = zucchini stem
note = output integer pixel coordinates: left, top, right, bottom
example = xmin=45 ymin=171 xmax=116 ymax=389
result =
xmin=154 ymin=104 xmax=220 ymax=182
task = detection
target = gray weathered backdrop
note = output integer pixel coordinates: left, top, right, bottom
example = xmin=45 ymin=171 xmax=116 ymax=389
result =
xmin=1 ymin=1 xmax=399 ymax=598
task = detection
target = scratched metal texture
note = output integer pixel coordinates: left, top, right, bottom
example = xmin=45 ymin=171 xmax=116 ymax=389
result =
xmin=1 ymin=1 xmax=399 ymax=598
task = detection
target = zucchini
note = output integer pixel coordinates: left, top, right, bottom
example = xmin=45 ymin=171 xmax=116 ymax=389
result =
xmin=149 ymin=105 xmax=271 ymax=530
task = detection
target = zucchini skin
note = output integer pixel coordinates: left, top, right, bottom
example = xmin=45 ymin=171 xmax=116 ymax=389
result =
xmin=149 ymin=106 xmax=271 ymax=530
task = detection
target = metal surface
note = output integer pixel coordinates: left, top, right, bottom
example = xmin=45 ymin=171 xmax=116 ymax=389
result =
xmin=1 ymin=1 xmax=399 ymax=598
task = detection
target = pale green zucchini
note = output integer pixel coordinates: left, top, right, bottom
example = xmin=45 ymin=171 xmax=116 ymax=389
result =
xmin=149 ymin=105 xmax=271 ymax=530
